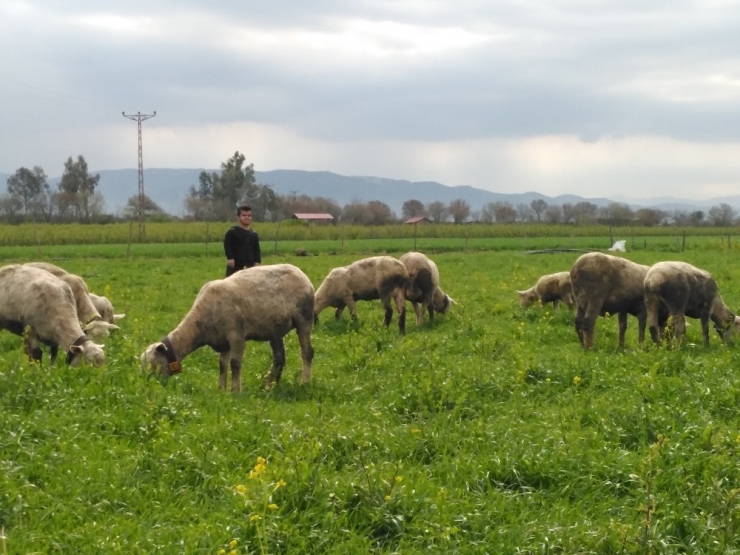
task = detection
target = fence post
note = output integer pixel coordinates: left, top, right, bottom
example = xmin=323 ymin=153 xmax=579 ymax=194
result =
xmin=126 ymin=221 xmax=133 ymax=258
xmin=205 ymin=222 xmax=210 ymax=256
xmin=681 ymin=231 xmax=686 ymax=252
xmin=729 ymin=235 xmax=732 ymax=252
xmin=34 ymin=221 xmax=41 ymax=258
xmin=274 ymin=220 xmax=282 ymax=255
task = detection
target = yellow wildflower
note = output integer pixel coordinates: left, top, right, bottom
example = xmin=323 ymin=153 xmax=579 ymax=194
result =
xmin=235 ymin=484 xmax=247 ymax=495
xmin=256 ymin=456 xmax=266 ymax=465
xmin=384 ymin=495 xmax=391 ymax=501
xmin=250 ymin=514 xmax=262 ymax=522
xmin=275 ymin=479 xmax=287 ymax=488
xmin=229 ymin=539 xmax=238 ymax=548
xmin=411 ymin=428 xmax=421 ymax=434
xmin=573 ymin=376 xmax=582 ymax=387
xmin=395 ymin=476 xmax=403 ymax=483
xmin=268 ymin=503 xmax=279 ymax=510
xmin=229 ymin=551 xmax=237 ymax=555
xmin=217 ymin=550 xmax=226 ymax=555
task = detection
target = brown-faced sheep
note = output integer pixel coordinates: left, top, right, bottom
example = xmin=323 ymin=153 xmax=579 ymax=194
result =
xmin=517 ymin=271 xmax=574 ymax=309
xmin=399 ymin=252 xmax=454 ymax=325
xmin=89 ymin=293 xmax=126 ymax=325
xmin=24 ymin=262 xmax=120 ymax=338
xmin=314 ymin=256 xmax=408 ymax=334
xmin=0 ymin=264 xmax=106 ymax=366
xmin=141 ymin=264 xmax=315 ymax=392
xmin=644 ymin=261 xmax=740 ymax=347
xmin=570 ymin=252 xmax=665 ymax=348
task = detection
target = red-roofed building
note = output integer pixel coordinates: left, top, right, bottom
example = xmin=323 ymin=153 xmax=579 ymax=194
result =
xmin=403 ymin=216 xmax=430 ymax=225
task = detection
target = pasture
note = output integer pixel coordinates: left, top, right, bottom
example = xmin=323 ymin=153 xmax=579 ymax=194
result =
xmin=3 ymin=247 xmax=740 ymax=553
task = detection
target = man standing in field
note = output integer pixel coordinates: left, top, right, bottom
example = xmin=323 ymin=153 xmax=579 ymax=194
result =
xmin=224 ymin=205 xmax=261 ymax=277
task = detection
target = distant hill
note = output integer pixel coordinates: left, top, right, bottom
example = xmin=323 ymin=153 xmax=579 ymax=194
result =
xmin=1 ymin=168 xmax=737 ymax=217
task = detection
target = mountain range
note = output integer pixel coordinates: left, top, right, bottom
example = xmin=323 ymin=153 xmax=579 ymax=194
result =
xmin=1 ymin=168 xmax=738 ymax=218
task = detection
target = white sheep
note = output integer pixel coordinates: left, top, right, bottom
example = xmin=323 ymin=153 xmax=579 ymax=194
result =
xmin=141 ymin=264 xmax=315 ymax=392
xmin=314 ymin=256 xmax=408 ymax=334
xmin=24 ymin=262 xmax=120 ymax=338
xmin=89 ymin=293 xmax=126 ymax=325
xmin=399 ymin=252 xmax=454 ymax=325
xmin=517 ymin=271 xmax=574 ymax=310
xmin=0 ymin=264 xmax=106 ymax=366
xmin=645 ymin=261 xmax=740 ymax=347
xmin=570 ymin=252 xmax=658 ymax=348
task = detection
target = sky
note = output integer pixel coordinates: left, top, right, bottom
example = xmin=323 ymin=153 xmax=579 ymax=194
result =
xmin=2 ymin=0 xmax=740 ymax=201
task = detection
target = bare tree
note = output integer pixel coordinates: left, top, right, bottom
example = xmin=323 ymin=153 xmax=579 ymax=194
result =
xmin=401 ymin=199 xmax=426 ymax=219
xmin=708 ymin=203 xmax=736 ymax=226
xmin=543 ymin=205 xmax=563 ymax=224
xmin=530 ymin=199 xmax=548 ymax=222
xmin=448 ymin=198 xmax=471 ymax=224
xmin=427 ymin=201 xmax=448 ymax=223
xmin=493 ymin=202 xmax=517 ymax=223
xmin=517 ymin=203 xmax=534 ymax=222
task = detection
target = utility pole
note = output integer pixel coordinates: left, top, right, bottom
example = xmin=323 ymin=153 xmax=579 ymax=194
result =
xmin=122 ymin=111 xmax=156 ymax=240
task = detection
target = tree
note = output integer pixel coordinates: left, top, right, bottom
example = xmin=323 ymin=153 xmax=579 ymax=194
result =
xmin=599 ymin=202 xmax=634 ymax=226
xmin=124 ymin=194 xmax=165 ymax=220
xmin=572 ymin=202 xmax=598 ymax=225
xmin=708 ymin=203 xmax=736 ymax=227
xmin=561 ymin=203 xmax=576 ymax=224
xmin=634 ymin=208 xmax=666 ymax=227
xmin=58 ymin=155 xmax=100 ymax=222
xmin=493 ymin=202 xmax=517 ymax=223
xmin=401 ymin=199 xmax=426 ymax=220
xmin=6 ymin=166 xmax=48 ymax=217
xmin=543 ymin=205 xmax=563 ymax=224
xmin=530 ymin=199 xmax=548 ymax=222
xmin=448 ymin=198 xmax=470 ymax=224
xmin=480 ymin=202 xmax=496 ymax=223
xmin=689 ymin=210 xmax=705 ymax=226
xmin=341 ymin=201 xmax=367 ymax=224
xmin=426 ymin=201 xmax=448 ymax=223
xmin=516 ymin=203 xmax=534 ymax=222
xmin=0 ymin=194 xmax=23 ymax=223
xmin=364 ymin=200 xmax=395 ymax=225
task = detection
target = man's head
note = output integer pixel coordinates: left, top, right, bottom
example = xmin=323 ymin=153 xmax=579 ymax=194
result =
xmin=237 ymin=205 xmax=253 ymax=228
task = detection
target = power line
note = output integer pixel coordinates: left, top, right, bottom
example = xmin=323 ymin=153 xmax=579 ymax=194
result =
xmin=122 ymin=111 xmax=156 ymax=240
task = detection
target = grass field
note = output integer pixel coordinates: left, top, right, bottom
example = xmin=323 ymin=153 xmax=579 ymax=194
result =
xmin=3 ymin=247 xmax=740 ymax=553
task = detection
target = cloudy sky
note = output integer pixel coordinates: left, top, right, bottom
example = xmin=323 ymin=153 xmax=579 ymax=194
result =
xmin=2 ymin=0 xmax=740 ymax=200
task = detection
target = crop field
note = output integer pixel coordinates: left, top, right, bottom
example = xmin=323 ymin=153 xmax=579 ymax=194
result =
xmin=3 ymin=247 xmax=740 ymax=553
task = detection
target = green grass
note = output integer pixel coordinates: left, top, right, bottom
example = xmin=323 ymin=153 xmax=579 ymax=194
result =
xmin=3 ymin=250 xmax=740 ymax=553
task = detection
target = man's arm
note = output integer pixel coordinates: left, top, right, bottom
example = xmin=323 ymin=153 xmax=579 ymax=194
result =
xmin=224 ymin=229 xmax=236 ymax=267
xmin=253 ymin=231 xmax=261 ymax=266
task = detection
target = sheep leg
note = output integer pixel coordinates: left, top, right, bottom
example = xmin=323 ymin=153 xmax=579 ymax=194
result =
xmin=636 ymin=310 xmax=647 ymax=346
xmin=427 ymin=304 xmax=434 ymax=323
xmin=410 ymin=301 xmax=423 ymax=325
xmin=673 ymin=314 xmax=688 ymax=347
xmin=343 ymin=296 xmax=358 ymax=321
xmin=552 ymin=299 xmax=561 ymax=310
xmin=382 ymin=297 xmax=394 ymax=328
xmin=296 ymin=325 xmax=314 ymax=384
xmin=574 ymin=305 xmax=586 ymax=346
xmin=266 ymin=337 xmax=286 ymax=387
xmin=24 ymin=330 xmax=43 ymax=363
xmin=394 ymin=289 xmax=406 ymax=335
xmin=579 ymin=301 xmax=602 ymax=349
xmin=334 ymin=304 xmax=345 ymax=320
xmin=617 ymin=312 xmax=629 ymax=347
xmin=50 ymin=344 xmax=59 ymax=364
xmin=646 ymin=297 xmax=663 ymax=345
xmin=218 ymin=351 xmax=230 ymax=389
xmin=229 ymin=342 xmax=245 ymax=393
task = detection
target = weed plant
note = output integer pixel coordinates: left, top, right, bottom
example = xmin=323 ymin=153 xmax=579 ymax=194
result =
xmin=2 ymin=250 xmax=740 ymax=552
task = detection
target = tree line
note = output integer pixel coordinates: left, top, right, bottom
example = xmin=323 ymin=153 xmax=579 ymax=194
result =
xmin=4 ymin=152 xmax=738 ymax=227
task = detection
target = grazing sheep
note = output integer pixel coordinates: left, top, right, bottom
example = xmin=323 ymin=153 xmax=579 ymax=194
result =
xmin=644 ymin=261 xmax=740 ymax=347
xmin=399 ymin=252 xmax=454 ymax=325
xmin=517 ymin=271 xmax=574 ymax=310
xmin=0 ymin=264 xmax=106 ymax=366
xmin=89 ymin=293 xmax=126 ymax=325
xmin=24 ymin=262 xmax=120 ymax=339
xmin=314 ymin=256 xmax=408 ymax=334
xmin=141 ymin=264 xmax=315 ymax=392
xmin=570 ymin=252 xmax=663 ymax=348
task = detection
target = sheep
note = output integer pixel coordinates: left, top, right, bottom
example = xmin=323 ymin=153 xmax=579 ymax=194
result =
xmin=0 ymin=264 xmax=106 ymax=366
xmin=570 ymin=252 xmax=665 ymax=349
xmin=399 ymin=252 xmax=454 ymax=325
xmin=89 ymin=293 xmax=126 ymax=325
xmin=141 ymin=264 xmax=315 ymax=392
xmin=314 ymin=256 xmax=408 ymax=334
xmin=644 ymin=261 xmax=740 ymax=347
xmin=24 ymin=262 xmax=120 ymax=339
xmin=517 ymin=271 xmax=575 ymax=310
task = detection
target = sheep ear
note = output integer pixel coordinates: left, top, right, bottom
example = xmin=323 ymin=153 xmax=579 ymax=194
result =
xmin=105 ymin=323 xmax=121 ymax=332
xmin=516 ymin=290 xmax=525 ymax=295
xmin=154 ymin=342 xmax=167 ymax=353
xmin=70 ymin=345 xmax=83 ymax=354
xmin=114 ymin=314 xmax=126 ymax=321
xmin=448 ymin=296 xmax=457 ymax=305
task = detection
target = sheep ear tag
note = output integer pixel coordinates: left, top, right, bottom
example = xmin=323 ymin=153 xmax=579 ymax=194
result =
xmin=168 ymin=361 xmax=182 ymax=374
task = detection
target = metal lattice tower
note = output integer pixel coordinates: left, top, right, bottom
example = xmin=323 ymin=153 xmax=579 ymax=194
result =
xmin=122 ymin=111 xmax=156 ymax=240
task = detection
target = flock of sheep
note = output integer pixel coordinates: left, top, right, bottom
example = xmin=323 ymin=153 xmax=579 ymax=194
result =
xmin=0 ymin=253 xmax=453 ymax=393
xmin=3 ymin=250 xmax=734 ymax=394
xmin=517 ymin=251 xmax=740 ymax=349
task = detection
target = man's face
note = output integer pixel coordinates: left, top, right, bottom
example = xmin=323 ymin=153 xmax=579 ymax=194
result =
xmin=238 ymin=210 xmax=253 ymax=227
